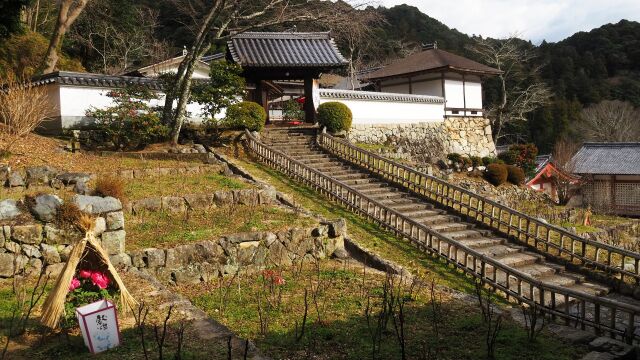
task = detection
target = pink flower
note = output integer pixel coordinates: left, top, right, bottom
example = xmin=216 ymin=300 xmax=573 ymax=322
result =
xmin=79 ymin=269 xmax=92 ymax=279
xmin=91 ymin=272 xmax=111 ymax=290
xmin=69 ymin=277 xmax=81 ymax=291
xmin=273 ymin=276 xmax=286 ymax=286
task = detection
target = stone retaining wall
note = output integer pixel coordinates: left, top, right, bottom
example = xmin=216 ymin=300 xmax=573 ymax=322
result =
xmin=348 ymin=117 xmax=496 ymax=157
xmin=116 ymin=220 xmax=347 ymax=285
xmin=125 ymin=188 xmax=277 ymax=214
xmin=0 ymin=194 xmax=126 ymax=278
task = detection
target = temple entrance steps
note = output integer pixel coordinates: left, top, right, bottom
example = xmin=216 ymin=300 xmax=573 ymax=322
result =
xmin=253 ymin=127 xmax=640 ymax=341
xmin=260 ymin=128 xmax=610 ymax=297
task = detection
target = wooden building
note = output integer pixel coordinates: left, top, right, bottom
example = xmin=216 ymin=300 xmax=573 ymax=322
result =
xmin=570 ymin=143 xmax=640 ymax=216
xmin=526 ymin=155 xmax=578 ymax=202
xmin=364 ymin=43 xmax=501 ymax=118
xmin=226 ymin=32 xmax=348 ymax=122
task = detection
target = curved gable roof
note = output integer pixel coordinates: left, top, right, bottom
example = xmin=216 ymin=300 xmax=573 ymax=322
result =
xmin=365 ymin=48 xmax=502 ymax=80
xmin=227 ymin=32 xmax=347 ymax=68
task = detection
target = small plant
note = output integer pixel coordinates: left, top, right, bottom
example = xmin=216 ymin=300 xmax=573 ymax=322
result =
xmin=506 ymin=165 xmax=525 ymax=185
xmin=485 ymin=163 xmax=508 ymax=186
xmin=225 ymin=101 xmax=266 ymax=132
xmin=283 ymin=99 xmax=304 ymax=122
xmin=317 ymin=102 xmax=352 ymax=132
xmin=94 ymin=175 xmax=125 ymax=200
xmin=461 ymin=157 xmax=473 ymax=168
xmin=64 ymin=269 xmax=118 ymax=327
xmin=56 ymin=202 xmax=84 ymax=229
xmin=87 ymin=86 xmax=170 ymax=150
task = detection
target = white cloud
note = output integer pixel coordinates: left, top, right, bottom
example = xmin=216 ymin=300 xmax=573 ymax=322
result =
xmin=377 ymin=0 xmax=640 ymax=42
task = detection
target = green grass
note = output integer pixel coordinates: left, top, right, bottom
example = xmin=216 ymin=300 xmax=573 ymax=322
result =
xmin=124 ymin=172 xmax=249 ymax=200
xmin=183 ymin=260 xmax=586 ymax=360
xmin=127 ymin=205 xmax=317 ymax=249
xmin=234 ymin=158 xmax=492 ymax=295
xmin=355 ymin=142 xmax=397 ymax=153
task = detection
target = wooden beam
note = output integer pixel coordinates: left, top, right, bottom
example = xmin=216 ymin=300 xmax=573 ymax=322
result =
xmin=304 ymin=76 xmax=316 ymax=123
xmin=408 ymin=76 xmax=413 ymax=94
xmin=462 ymin=73 xmax=467 ymax=117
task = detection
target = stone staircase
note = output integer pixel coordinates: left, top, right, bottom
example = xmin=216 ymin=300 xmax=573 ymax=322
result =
xmin=258 ymin=127 xmax=640 ymax=319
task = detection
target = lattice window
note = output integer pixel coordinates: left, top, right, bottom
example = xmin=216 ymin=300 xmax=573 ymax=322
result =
xmin=614 ymin=182 xmax=640 ymax=207
xmin=583 ymin=181 xmax=612 ymax=211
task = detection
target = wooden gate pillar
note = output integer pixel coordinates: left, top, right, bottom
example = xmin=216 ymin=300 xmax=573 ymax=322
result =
xmin=304 ymin=76 xmax=316 ymax=123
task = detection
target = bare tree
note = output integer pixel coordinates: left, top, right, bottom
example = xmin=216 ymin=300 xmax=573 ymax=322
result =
xmin=22 ymin=0 xmax=58 ymax=33
xmin=331 ymin=6 xmax=384 ymax=90
xmin=577 ymin=100 xmax=640 ymax=142
xmin=70 ymin=4 xmax=167 ymax=74
xmin=163 ymin=0 xmax=368 ymax=145
xmin=40 ymin=0 xmax=90 ymax=74
xmin=552 ymin=137 xmax=580 ymax=204
xmin=468 ymin=36 xmax=552 ymax=143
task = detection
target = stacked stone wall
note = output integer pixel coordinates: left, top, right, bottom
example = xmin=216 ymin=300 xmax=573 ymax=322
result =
xmin=121 ymin=220 xmax=347 ymax=285
xmin=0 ymin=194 xmax=125 ymax=278
xmin=348 ymin=117 xmax=496 ymax=158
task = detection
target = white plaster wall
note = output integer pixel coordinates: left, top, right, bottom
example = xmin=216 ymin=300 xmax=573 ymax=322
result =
xmin=444 ymin=79 xmax=464 ymax=108
xmin=56 ymin=85 xmax=209 ymax=130
xmin=318 ymin=96 xmax=445 ymax=125
xmin=379 ymin=83 xmax=410 ymax=94
xmin=464 ymin=81 xmax=483 ymax=109
xmin=412 ymin=79 xmax=442 ymax=97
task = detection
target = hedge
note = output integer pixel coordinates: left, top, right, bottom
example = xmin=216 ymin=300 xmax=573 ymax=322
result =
xmin=317 ymin=102 xmax=352 ymax=132
xmin=225 ymin=101 xmax=267 ymax=132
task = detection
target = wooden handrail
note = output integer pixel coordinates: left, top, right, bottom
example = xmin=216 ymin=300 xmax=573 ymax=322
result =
xmin=245 ymin=129 xmax=640 ymax=343
xmin=318 ymin=132 xmax=640 ymax=286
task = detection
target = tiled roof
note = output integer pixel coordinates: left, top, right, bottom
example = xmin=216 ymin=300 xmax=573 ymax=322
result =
xmin=31 ymin=71 xmax=164 ymax=90
xmin=319 ymin=89 xmax=445 ymax=104
xmin=365 ymin=48 xmax=502 ymax=80
xmin=227 ymin=32 xmax=348 ymax=68
xmin=570 ymin=143 xmax=640 ymax=175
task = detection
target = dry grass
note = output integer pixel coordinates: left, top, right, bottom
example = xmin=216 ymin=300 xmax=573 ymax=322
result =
xmin=94 ymin=175 xmax=126 ymax=200
xmin=0 ymin=76 xmax=51 ymax=155
xmin=124 ymin=172 xmax=250 ymax=200
xmin=127 ymin=205 xmax=316 ymax=250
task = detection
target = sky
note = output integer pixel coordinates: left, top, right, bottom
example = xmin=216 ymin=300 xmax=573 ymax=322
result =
xmin=378 ymin=0 xmax=640 ymax=43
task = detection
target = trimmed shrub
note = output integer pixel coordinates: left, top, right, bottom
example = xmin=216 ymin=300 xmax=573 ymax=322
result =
xmin=447 ymin=153 xmax=462 ymax=164
xmin=485 ymin=163 xmax=508 ymax=186
xmin=461 ymin=157 xmax=472 ymax=168
xmin=469 ymin=156 xmax=482 ymax=168
xmin=498 ymin=143 xmax=538 ymax=175
xmin=317 ymin=102 xmax=352 ymax=132
xmin=94 ymin=175 xmax=125 ymax=200
xmin=225 ymin=101 xmax=267 ymax=132
xmin=481 ymin=156 xmax=497 ymax=166
xmin=506 ymin=165 xmax=525 ymax=185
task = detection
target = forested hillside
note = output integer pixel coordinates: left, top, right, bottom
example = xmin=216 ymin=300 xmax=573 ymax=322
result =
xmin=1 ymin=1 xmax=638 ymax=151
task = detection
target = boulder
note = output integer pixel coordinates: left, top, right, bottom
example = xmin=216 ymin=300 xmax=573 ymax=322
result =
xmin=26 ymin=166 xmax=58 ymax=186
xmin=45 ymin=263 xmax=65 ymax=277
xmin=44 ymin=224 xmax=80 ymax=245
xmin=94 ymin=217 xmax=107 ymax=235
xmin=7 ymin=172 xmax=24 ymax=187
xmin=331 ymin=247 xmax=349 ymax=259
xmin=29 ymin=194 xmax=62 ymax=222
xmin=161 ymin=197 xmax=186 ymax=213
xmin=214 ymin=190 xmax=232 ymax=205
xmin=0 ymin=253 xmax=15 ymax=277
xmin=0 ymin=199 xmax=20 ymax=220
xmin=184 ymin=194 xmax=215 ymax=211
xmin=106 ymin=211 xmax=125 ymax=230
xmin=73 ymin=181 xmax=89 ymax=195
xmin=0 ymin=165 xmax=9 ymax=184
xmin=4 ymin=241 xmax=20 ymax=253
xmin=72 ymin=195 xmax=122 ymax=214
xmin=193 ymin=144 xmax=207 ymax=154
xmin=132 ymin=197 xmax=162 ymax=213
xmin=173 ymin=266 xmax=203 ymax=285
xmin=144 ymin=248 xmax=166 ymax=268
xmin=40 ymin=243 xmax=61 ymax=264
xmin=12 ymin=224 xmax=43 ymax=245
xmin=328 ymin=219 xmax=347 ymax=238
xmin=588 ymin=337 xmax=636 ymax=359
xmin=56 ymin=172 xmax=92 ymax=185
xmin=101 ymin=230 xmax=125 ymax=255
xmin=109 ymin=253 xmax=132 ymax=268
xmin=21 ymin=244 xmax=41 ymax=258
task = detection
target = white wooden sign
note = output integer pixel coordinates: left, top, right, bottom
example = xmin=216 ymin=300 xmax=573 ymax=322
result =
xmin=75 ymin=300 xmax=122 ymax=353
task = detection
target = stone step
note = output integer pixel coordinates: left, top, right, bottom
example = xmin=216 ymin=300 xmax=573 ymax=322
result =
xmin=493 ymin=252 xmax=542 ymax=268
xmin=442 ymin=229 xmax=491 ymax=240
xmin=457 ymin=237 xmax=505 ymax=248
xmin=389 ymin=202 xmax=434 ymax=211
xmin=401 ymin=209 xmax=442 ymax=218
xmin=472 ymin=244 xmax=522 ymax=258
xmin=358 ymin=186 xmax=399 ymax=195
xmin=332 ymin=173 xmax=369 ymax=181
xmin=429 ymin=222 xmax=472 ymax=232
xmin=330 ymin=169 xmax=364 ymax=177
xmin=514 ymin=263 xmax=560 ymax=278
xmin=341 ymin=178 xmax=377 ymax=186
xmin=417 ymin=214 xmax=457 ymax=225
xmin=350 ymin=182 xmax=389 ymax=191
